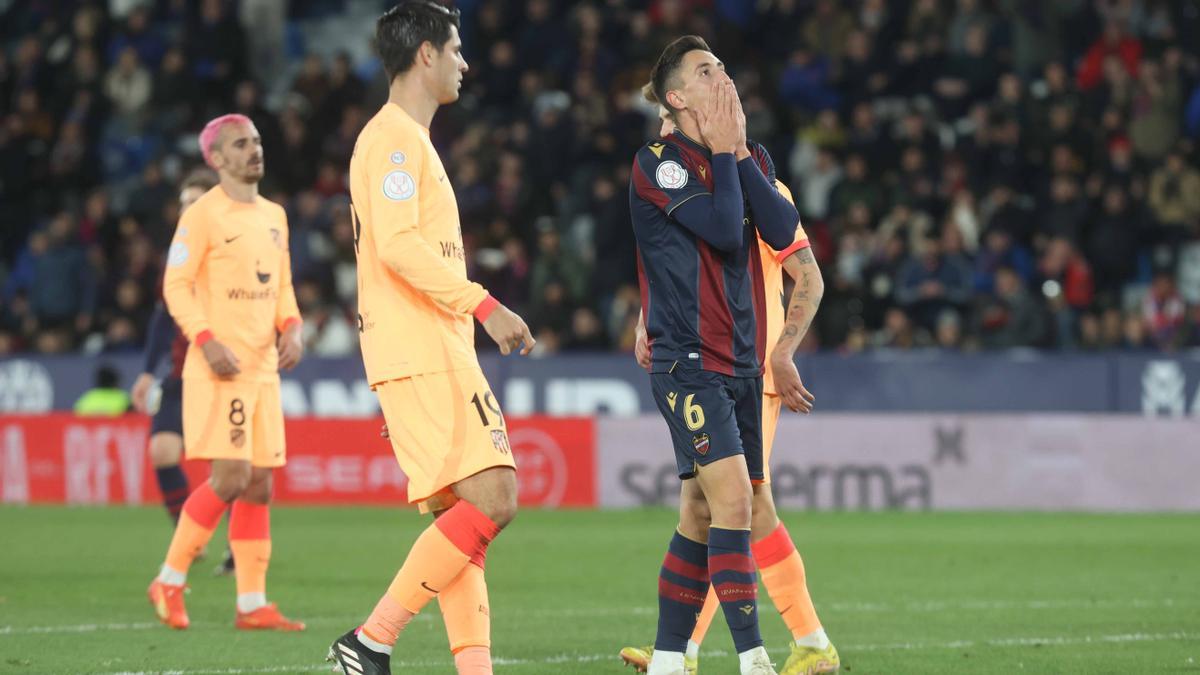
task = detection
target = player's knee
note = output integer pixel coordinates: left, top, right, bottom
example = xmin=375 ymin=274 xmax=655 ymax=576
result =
xmin=241 ymin=470 xmax=273 ymax=504
xmin=709 ymin=493 xmax=753 ymax=529
xmin=148 ymin=435 xmax=182 ymax=467
xmin=473 ymin=497 xmax=516 ymax=529
xmin=750 ymin=487 xmax=779 ymax=538
xmin=679 ymin=493 xmax=711 ymax=529
xmin=209 ymin=463 xmax=252 ymax=501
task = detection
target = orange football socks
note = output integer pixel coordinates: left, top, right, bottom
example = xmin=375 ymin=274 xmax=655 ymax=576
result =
xmin=229 ymin=500 xmax=271 ymax=612
xmin=440 ymin=562 xmax=492 ymax=653
xmin=161 ymin=482 xmax=229 ymax=583
xmin=752 ymin=523 xmax=822 ymax=640
xmin=453 ymin=646 xmax=493 ymax=674
xmin=361 ymin=500 xmax=499 ymax=651
xmin=688 ymin=585 xmax=721 ymax=646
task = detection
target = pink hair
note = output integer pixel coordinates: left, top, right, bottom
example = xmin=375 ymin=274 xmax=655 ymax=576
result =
xmin=198 ymin=114 xmax=253 ymax=169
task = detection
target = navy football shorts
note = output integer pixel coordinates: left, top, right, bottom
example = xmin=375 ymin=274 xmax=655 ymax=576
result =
xmin=649 ymin=367 xmax=763 ymax=481
xmin=150 ymin=376 xmax=184 ymax=436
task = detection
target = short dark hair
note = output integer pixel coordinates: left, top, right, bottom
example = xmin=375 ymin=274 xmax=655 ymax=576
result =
xmin=181 ymin=167 xmax=218 ymax=192
xmin=96 ymin=365 xmax=120 ymax=389
xmin=377 ymin=1 xmax=461 ymax=82
xmin=650 ymin=35 xmax=711 ymax=121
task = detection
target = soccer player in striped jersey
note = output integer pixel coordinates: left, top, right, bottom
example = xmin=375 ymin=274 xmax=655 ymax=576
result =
xmin=628 ymin=36 xmax=803 ymax=675
xmin=620 ymin=95 xmax=840 ymax=675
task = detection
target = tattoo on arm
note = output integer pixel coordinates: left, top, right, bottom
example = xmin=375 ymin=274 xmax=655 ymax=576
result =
xmin=774 ymin=256 xmax=822 ymax=356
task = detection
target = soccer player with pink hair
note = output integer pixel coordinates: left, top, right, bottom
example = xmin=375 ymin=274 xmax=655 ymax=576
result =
xmin=145 ymin=112 xmax=306 ymax=633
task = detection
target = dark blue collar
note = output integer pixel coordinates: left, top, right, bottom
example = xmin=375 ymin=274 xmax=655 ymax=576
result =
xmin=671 ymin=130 xmax=710 ymax=156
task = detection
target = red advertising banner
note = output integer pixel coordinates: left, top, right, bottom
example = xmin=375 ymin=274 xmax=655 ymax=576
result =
xmin=0 ymin=415 xmax=596 ymax=507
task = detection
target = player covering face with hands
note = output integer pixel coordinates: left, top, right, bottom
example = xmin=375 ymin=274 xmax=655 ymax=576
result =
xmin=625 ymin=36 xmax=838 ymax=675
xmin=622 ymin=93 xmax=838 ymax=675
xmin=629 ymin=36 xmax=795 ymax=675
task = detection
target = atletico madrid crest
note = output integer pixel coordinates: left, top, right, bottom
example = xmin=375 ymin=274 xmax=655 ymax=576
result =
xmin=491 ymin=429 xmax=511 ymax=455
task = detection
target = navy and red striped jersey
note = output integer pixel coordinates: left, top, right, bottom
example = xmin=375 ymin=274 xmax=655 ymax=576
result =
xmin=167 ymin=327 xmax=187 ymax=379
xmin=629 ymin=131 xmax=780 ymax=378
xmin=143 ymin=283 xmax=188 ymax=380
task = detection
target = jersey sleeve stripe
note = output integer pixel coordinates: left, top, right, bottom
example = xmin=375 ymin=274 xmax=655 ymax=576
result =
xmin=774 ymin=237 xmax=812 ymax=263
xmin=665 ymin=191 xmax=712 ymax=216
xmin=632 ymin=158 xmax=671 ymax=211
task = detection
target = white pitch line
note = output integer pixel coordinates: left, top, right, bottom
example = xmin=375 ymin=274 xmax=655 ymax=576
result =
xmin=5 ymin=597 xmax=1193 ymax=636
xmin=100 ymin=662 xmax=326 ymax=667
xmin=89 ymin=631 xmax=1200 ymax=674
xmin=0 ymin=622 xmax=161 ymax=635
xmin=824 ymin=597 xmax=1195 ymax=613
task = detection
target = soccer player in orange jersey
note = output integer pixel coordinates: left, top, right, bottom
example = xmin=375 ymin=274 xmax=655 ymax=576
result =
xmin=620 ymin=102 xmax=840 ymax=675
xmin=327 ymin=3 xmax=535 ymax=675
xmin=145 ymin=113 xmax=306 ymax=632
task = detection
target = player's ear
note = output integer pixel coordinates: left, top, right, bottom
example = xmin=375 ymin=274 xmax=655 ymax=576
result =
xmin=665 ymin=89 xmax=686 ymax=112
xmin=420 ymin=41 xmax=436 ymax=67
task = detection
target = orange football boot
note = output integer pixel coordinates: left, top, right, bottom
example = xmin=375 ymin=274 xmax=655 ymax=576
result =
xmin=235 ymin=603 xmax=306 ymax=631
xmin=147 ymin=580 xmax=189 ymax=629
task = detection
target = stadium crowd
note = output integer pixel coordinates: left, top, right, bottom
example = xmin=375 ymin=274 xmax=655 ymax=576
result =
xmin=3 ymin=0 xmax=1200 ymax=357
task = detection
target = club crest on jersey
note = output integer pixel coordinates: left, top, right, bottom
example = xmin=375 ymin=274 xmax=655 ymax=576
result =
xmin=656 ymin=160 xmax=687 ymax=190
xmin=167 ymin=241 xmax=189 ymax=267
xmin=692 ymin=432 xmax=710 ymax=456
xmin=383 ymin=170 xmax=415 ymax=201
xmin=270 ymin=228 xmax=282 ymax=249
xmin=491 ymin=430 xmax=511 ymax=455
xmin=390 ymin=151 xmax=406 ymax=164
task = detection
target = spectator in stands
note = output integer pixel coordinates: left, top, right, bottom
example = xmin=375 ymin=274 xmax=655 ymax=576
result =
xmin=1121 ymin=310 xmax=1152 ymax=350
xmin=1086 ymin=184 xmax=1145 ymax=300
xmin=874 ymin=307 xmax=927 ymax=350
xmin=829 ymin=152 xmax=884 ymax=220
xmin=108 ymin=6 xmax=166 ymax=69
xmin=565 ymin=308 xmax=608 ymax=351
xmin=876 ymin=201 xmax=934 ymax=258
xmin=895 ymin=237 xmax=973 ymax=331
xmin=1183 ymin=304 xmax=1200 ymax=348
xmin=296 ymin=280 xmax=356 ymax=357
xmin=975 ymin=266 xmax=1048 ymax=349
xmin=1042 ymin=174 xmax=1090 ymax=246
xmin=1143 ymin=272 xmax=1187 ymax=351
xmin=74 ymin=365 xmax=131 ymax=416
xmin=11 ymin=215 xmax=96 ymax=351
xmin=3 ymin=0 xmax=1199 ymax=357
xmin=1148 ymin=150 xmax=1200 ymax=243
xmin=104 ymin=47 xmax=152 ymax=127
xmin=934 ymin=309 xmax=965 ymax=351
xmin=1077 ymin=311 xmax=1105 ymax=350
xmin=1039 ymin=238 xmax=1095 ymax=348
xmin=803 ymin=0 xmax=856 ymax=63
xmin=530 ymin=226 xmax=588 ymax=309
xmin=1076 ymin=21 xmax=1141 ymax=91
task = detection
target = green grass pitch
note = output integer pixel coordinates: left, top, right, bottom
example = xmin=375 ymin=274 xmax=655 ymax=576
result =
xmin=1 ymin=507 xmax=1197 ymax=673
